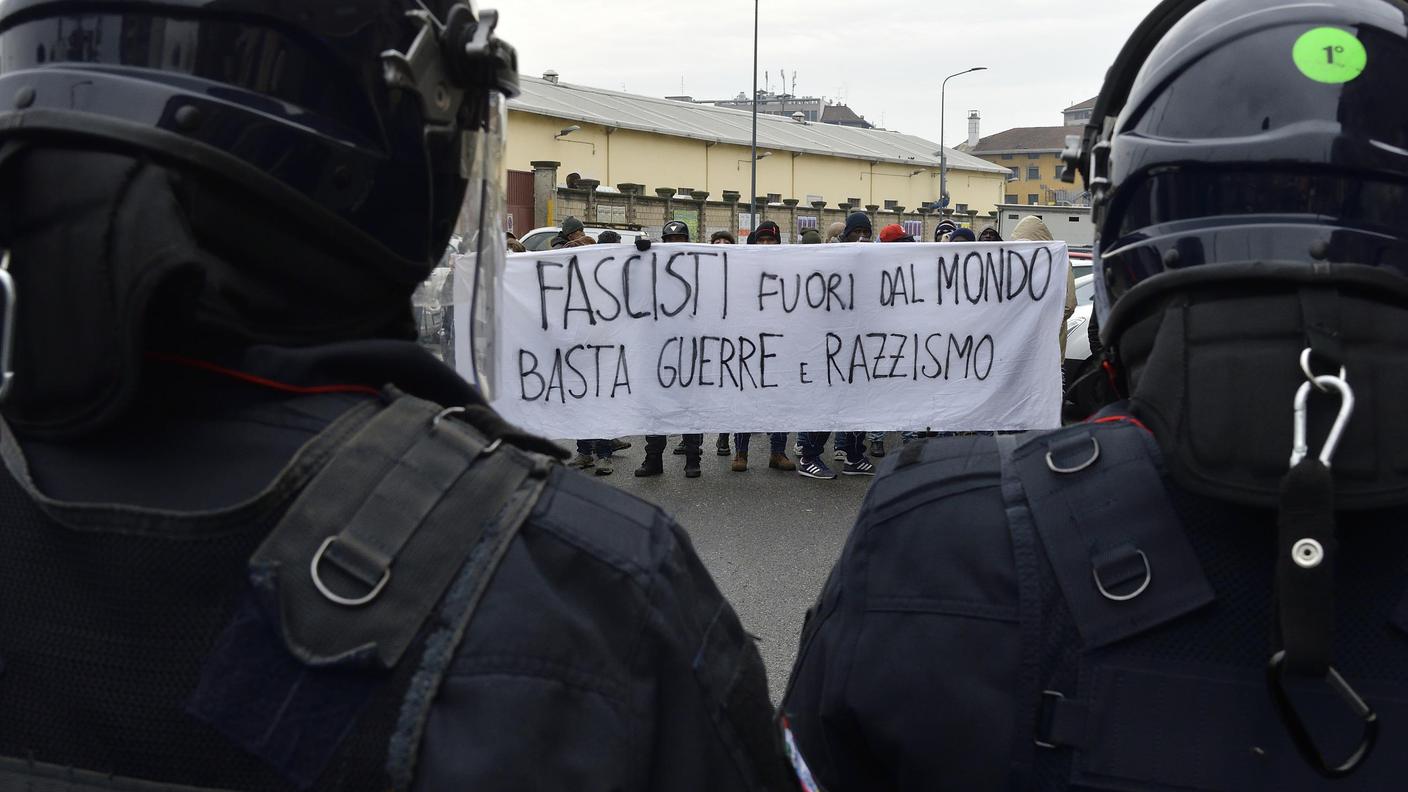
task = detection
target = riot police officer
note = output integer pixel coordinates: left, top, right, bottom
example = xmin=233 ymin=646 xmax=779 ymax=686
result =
xmin=0 ymin=2 xmax=793 ymax=790
xmin=782 ymin=0 xmax=1408 ymax=788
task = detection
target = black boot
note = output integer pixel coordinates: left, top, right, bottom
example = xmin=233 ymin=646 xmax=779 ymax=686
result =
xmin=684 ymin=452 xmax=701 ymax=478
xmin=634 ymin=453 xmax=664 ymax=477
xmin=716 ymin=434 xmax=731 ymax=456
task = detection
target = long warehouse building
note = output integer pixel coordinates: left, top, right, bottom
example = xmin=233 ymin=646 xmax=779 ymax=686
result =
xmin=505 ymin=75 xmax=1009 ymax=222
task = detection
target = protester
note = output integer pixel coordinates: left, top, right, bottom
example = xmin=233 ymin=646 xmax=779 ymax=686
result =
xmin=747 ymin=219 xmax=783 ymax=244
xmin=828 ymin=213 xmax=878 ymax=464
xmin=933 ymin=218 xmax=957 ymax=242
xmin=948 ymin=226 xmax=976 ymax=243
xmin=733 ymin=222 xmax=795 ymax=472
xmin=840 ymin=212 xmax=872 ymax=242
xmin=795 ymin=222 xmax=851 ymax=465
xmin=569 ymin=439 xmax=616 ymax=475
xmin=873 ymin=225 xmax=922 ymax=453
xmin=799 ymin=228 xmax=822 ymax=244
xmin=549 ymin=215 xmax=592 ymax=248
xmin=661 ymin=219 xmax=690 ymax=243
xmin=710 ymin=229 xmax=737 ymax=244
xmin=877 ymin=224 xmax=914 ymax=243
xmin=571 ymin=226 xmax=619 ymax=470
xmin=811 ymin=209 xmax=872 ymax=470
xmin=979 ymin=226 xmax=1002 ymax=242
xmin=646 ymin=222 xmax=705 ymax=473
xmin=1011 ymin=215 xmax=1076 ymax=360
xmin=506 ymin=230 xmax=527 ymax=253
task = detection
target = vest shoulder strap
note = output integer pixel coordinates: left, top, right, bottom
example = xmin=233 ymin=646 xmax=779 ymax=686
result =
xmin=190 ymin=388 xmax=552 ymax=790
xmin=1011 ymin=419 xmax=1215 ymax=650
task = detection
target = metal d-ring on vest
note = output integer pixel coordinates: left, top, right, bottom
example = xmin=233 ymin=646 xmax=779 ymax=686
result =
xmin=308 ymin=406 xmax=505 ymax=610
xmin=1269 ymin=350 xmax=1377 ymax=779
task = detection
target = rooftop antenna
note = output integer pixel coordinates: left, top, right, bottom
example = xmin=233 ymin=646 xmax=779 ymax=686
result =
xmin=764 ymin=70 xmax=770 ymax=94
xmin=791 ymin=70 xmax=797 ymax=96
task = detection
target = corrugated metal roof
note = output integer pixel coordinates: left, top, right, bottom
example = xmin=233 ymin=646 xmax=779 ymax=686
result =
xmin=509 ymin=76 xmax=1007 ymax=175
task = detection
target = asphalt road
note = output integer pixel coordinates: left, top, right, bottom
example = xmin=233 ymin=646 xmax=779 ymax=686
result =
xmin=568 ymin=432 xmax=882 ymax=701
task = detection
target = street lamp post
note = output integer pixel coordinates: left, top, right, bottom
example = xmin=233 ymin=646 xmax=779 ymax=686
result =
xmin=939 ymin=66 xmax=986 ymax=209
xmin=749 ymin=0 xmax=759 ymax=231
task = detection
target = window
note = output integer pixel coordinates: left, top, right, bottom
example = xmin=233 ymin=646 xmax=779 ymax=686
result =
xmin=1008 ymin=213 xmax=1020 ymax=220
xmin=1068 ymin=215 xmax=1081 ymax=222
xmin=1008 ymin=167 xmax=1019 ymax=181
xmin=1055 ymin=164 xmax=1066 ymax=178
xmin=1027 ymin=194 xmax=1039 ymax=205
xmin=1027 ymin=166 xmax=1040 ymax=180
xmin=1027 ymin=153 xmax=1041 ymax=160
xmin=955 ymin=203 xmax=968 ymax=213
xmin=1005 ymin=194 xmax=1017 ymax=204
xmin=1001 ymin=153 xmax=1014 ymax=160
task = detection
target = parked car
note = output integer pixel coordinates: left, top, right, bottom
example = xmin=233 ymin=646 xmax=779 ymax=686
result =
xmin=1069 ymin=246 xmax=1092 ymax=281
xmin=1063 ymin=273 xmax=1108 ymax=423
xmin=519 ymin=224 xmax=645 ymax=251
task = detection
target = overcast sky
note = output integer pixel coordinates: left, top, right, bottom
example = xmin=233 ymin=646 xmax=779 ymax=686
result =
xmin=489 ymin=0 xmax=1163 ymax=146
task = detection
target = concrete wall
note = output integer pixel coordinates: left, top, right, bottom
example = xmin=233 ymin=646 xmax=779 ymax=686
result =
xmin=531 ymin=162 xmax=1001 ymax=244
xmin=507 ymin=110 xmax=1007 ymax=217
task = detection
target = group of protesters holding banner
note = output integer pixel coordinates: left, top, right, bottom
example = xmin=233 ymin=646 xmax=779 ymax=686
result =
xmin=556 ymin=209 xmax=1075 ymax=481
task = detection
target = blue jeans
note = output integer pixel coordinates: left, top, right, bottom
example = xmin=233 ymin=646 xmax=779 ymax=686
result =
xmin=836 ymin=432 xmax=865 ymax=463
xmin=734 ymin=432 xmax=787 ymax=455
xmin=575 ymin=439 xmax=613 ymax=458
xmin=802 ymin=432 xmax=863 ymax=462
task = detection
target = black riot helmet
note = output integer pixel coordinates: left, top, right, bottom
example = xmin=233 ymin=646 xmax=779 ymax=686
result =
xmin=661 ymin=220 xmax=691 ymax=241
xmin=1059 ymin=0 xmax=1408 ymax=512
xmin=0 ymin=0 xmax=517 ymax=269
xmin=0 ymin=1 xmax=517 ymax=437
xmin=1066 ymin=0 xmax=1408 ymax=336
xmin=1064 ymin=5 xmax=1408 ymax=779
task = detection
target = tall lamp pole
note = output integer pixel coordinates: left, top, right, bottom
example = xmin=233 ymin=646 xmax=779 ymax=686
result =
xmin=939 ymin=66 xmax=986 ymax=209
xmin=749 ymin=0 xmax=759 ymax=230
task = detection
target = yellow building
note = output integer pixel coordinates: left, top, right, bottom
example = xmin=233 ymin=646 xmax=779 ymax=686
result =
xmin=506 ymin=75 xmax=1008 ymax=219
xmin=964 ymin=97 xmax=1096 ymax=207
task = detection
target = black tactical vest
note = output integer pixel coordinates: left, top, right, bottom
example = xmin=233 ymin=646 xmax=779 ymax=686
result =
xmin=996 ymin=420 xmax=1408 ymax=791
xmin=0 ymin=391 xmax=549 ymax=791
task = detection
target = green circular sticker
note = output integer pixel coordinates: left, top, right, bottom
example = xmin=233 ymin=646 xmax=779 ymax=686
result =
xmin=1293 ymin=27 xmax=1367 ymax=84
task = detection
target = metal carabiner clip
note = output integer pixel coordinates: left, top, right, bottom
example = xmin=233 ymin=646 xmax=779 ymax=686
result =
xmin=1290 ymin=374 xmax=1354 ymax=469
xmin=1268 ymin=650 xmax=1379 ymax=778
xmin=0 ymin=251 xmax=16 ymax=402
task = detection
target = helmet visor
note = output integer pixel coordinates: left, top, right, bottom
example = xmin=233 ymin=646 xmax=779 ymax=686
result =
xmin=1097 ymin=168 xmax=1408 ymax=318
xmin=413 ymin=92 xmax=507 ymax=397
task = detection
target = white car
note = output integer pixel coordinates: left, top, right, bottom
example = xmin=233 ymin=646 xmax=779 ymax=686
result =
xmin=1064 ymin=274 xmax=1097 ymax=365
xmin=519 ymin=225 xmax=645 ymax=251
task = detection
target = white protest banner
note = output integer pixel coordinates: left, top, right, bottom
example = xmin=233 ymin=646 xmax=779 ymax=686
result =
xmin=489 ymin=241 xmax=1069 ymax=437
